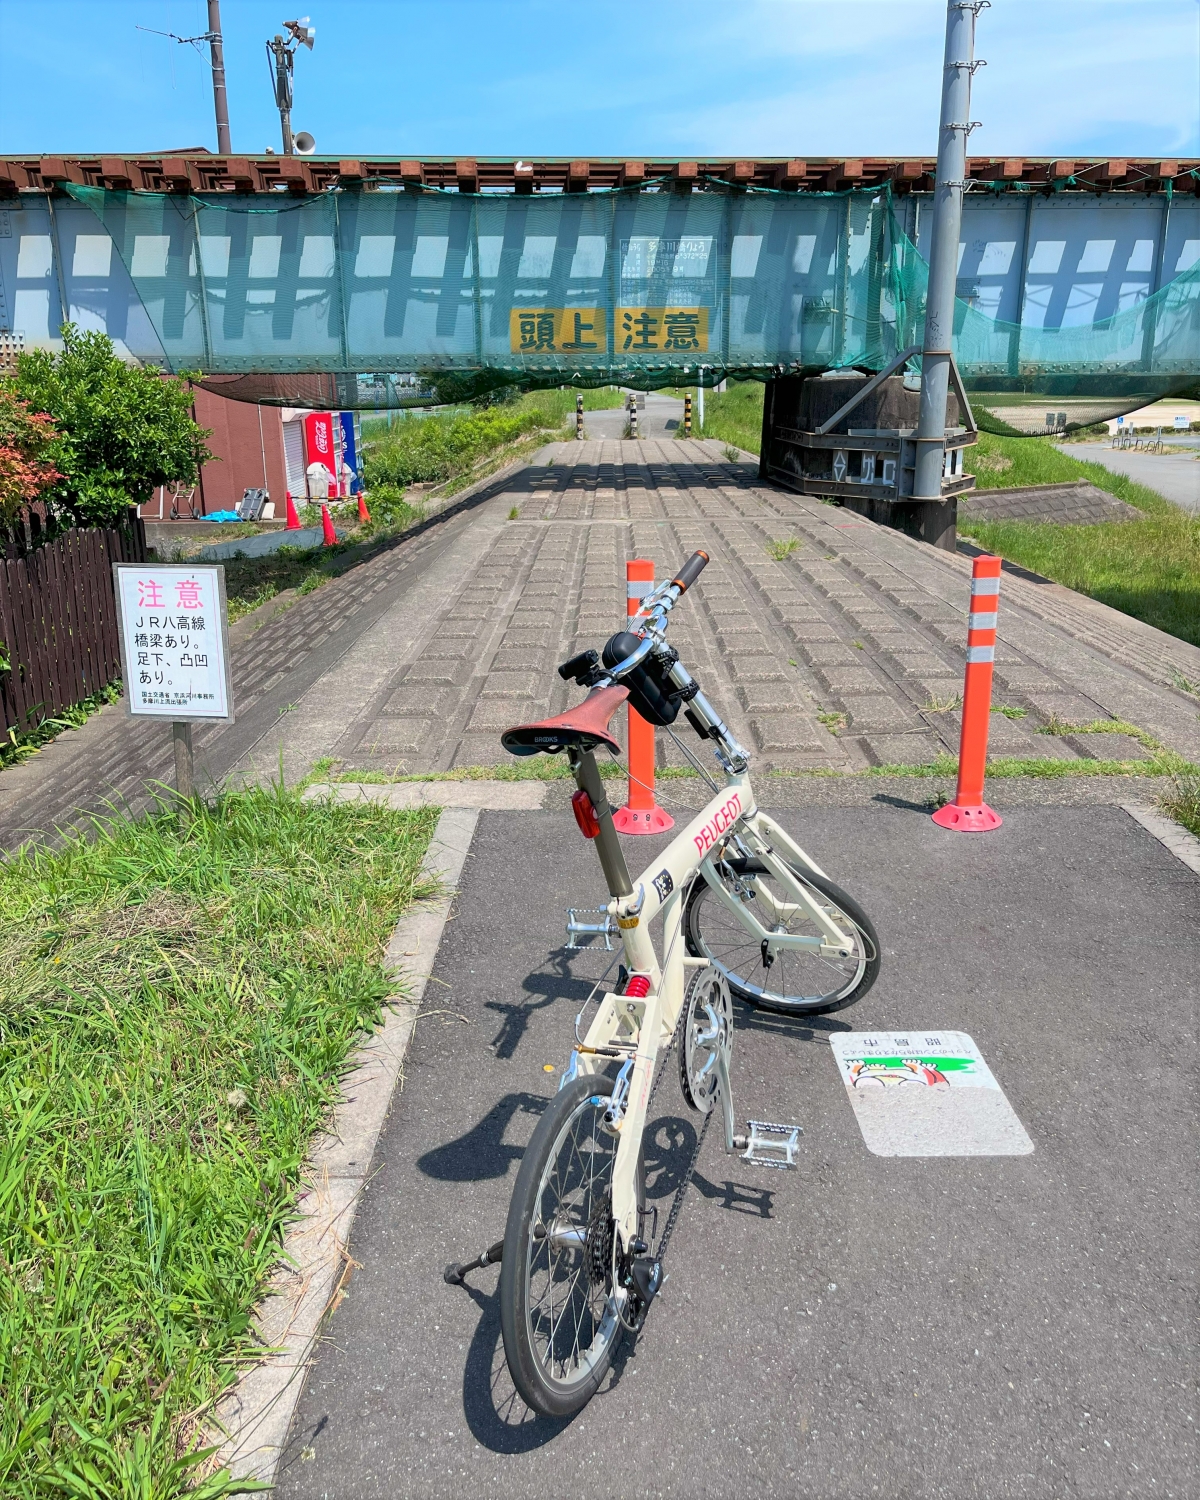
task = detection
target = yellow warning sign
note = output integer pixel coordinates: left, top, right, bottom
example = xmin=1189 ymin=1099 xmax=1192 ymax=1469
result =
xmin=617 ymin=306 xmax=709 ymax=353
xmin=509 ymin=308 xmax=606 ymax=354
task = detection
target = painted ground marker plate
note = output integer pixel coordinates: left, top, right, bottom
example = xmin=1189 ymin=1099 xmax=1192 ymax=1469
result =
xmin=830 ymin=1031 xmax=1034 ymax=1158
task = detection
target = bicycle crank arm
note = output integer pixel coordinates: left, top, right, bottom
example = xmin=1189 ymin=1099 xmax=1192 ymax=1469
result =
xmin=443 ymin=1238 xmax=504 ymax=1286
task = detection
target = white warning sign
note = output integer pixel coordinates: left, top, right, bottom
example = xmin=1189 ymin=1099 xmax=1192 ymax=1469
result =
xmin=830 ymin=1031 xmax=1033 ymax=1158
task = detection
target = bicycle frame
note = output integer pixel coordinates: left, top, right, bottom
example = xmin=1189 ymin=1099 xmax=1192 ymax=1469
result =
xmin=564 ymin=753 xmax=856 ymax=1250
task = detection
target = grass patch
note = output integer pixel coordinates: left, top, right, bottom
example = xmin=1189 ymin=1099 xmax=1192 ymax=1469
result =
xmin=673 ymin=381 xmax=765 ymax=455
xmin=1160 ymin=770 xmax=1200 ymax=837
xmin=765 ymin=536 xmax=801 ymax=561
xmin=866 ymin=754 xmax=1188 ymax=779
xmin=958 ymin=431 xmax=1200 ymax=648
xmin=2 ymin=683 xmax=122 ymax=774
xmin=0 ymin=787 xmax=437 ymax=1495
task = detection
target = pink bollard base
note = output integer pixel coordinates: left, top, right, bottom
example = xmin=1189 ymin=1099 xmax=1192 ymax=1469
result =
xmin=612 ymin=803 xmax=675 ymax=835
xmin=931 ymin=800 xmax=1003 ymax=833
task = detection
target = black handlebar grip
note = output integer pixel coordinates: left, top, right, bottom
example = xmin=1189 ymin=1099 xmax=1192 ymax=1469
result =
xmin=672 ymin=550 xmax=710 ymax=593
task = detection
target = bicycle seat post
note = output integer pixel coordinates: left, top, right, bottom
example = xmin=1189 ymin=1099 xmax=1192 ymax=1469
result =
xmin=569 ymin=748 xmax=633 ymax=899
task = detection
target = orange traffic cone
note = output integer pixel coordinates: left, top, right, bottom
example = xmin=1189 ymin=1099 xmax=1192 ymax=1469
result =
xmin=320 ymin=504 xmax=337 ymax=547
xmin=285 ymin=492 xmax=302 ymax=529
xmin=357 ymin=492 xmax=371 ymax=524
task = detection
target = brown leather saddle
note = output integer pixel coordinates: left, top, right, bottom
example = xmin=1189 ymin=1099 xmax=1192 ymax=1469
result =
xmin=501 ymin=684 xmax=629 ymax=757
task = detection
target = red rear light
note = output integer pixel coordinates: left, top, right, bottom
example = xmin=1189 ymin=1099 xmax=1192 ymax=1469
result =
xmin=571 ymin=789 xmax=601 ymax=839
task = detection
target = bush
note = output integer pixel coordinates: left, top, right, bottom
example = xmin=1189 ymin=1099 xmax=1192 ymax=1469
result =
xmin=0 ymin=385 xmax=61 ymax=527
xmin=13 ymin=326 xmax=211 ymax=528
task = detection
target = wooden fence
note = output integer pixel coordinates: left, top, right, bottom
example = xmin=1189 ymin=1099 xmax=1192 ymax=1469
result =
xmin=0 ymin=510 xmax=147 ymax=735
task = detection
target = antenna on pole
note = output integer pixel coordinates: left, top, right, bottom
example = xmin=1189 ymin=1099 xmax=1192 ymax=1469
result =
xmin=266 ymin=16 xmax=316 ymax=156
xmin=137 ymin=0 xmax=233 ymax=152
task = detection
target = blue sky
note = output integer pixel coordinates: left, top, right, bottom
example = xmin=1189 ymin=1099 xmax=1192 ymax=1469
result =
xmin=0 ymin=0 xmax=1197 ymax=159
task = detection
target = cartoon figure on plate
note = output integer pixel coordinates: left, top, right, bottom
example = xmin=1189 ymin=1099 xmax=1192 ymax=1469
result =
xmin=848 ymin=1058 xmax=950 ymax=1088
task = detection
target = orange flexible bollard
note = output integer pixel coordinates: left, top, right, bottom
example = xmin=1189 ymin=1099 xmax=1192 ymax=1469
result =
xmin=320 ymin=503 xmax=337 ymax=547
xmin=932 ymin=555 xmax=1003 ymax=832
xmin=285 ymin=492 xmax=302 ymax=529
xmin=357 ymin=492 xmax=371 ymax=524
xmin=612 ymin=558 xmax=674 ymax=835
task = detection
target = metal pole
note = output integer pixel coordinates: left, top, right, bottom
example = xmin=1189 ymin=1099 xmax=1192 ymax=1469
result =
xmin=173 ymin=721 xmax=195 ymax=805
xmin=913 ymin=1 xmax=986 ymax=503
xmin=207 ymin=0 xmax=232 ymax=154
xmin=270 ymin=36 xmax=295 ymax=155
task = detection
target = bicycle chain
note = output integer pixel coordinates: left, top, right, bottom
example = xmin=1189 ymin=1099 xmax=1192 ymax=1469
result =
xmin=643 ymin=1031 xmax=714 ymax=1264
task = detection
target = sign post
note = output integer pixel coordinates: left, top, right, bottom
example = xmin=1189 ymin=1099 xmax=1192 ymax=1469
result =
xmin=113 ymin=563 xmax=234 ymax=809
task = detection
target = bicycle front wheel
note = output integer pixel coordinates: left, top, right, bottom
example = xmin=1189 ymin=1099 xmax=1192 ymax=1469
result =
xmin=684 ymin=856 xmax=879 ymax=1016
xmin=500 ymin=1073 xmax=644 ymax=1418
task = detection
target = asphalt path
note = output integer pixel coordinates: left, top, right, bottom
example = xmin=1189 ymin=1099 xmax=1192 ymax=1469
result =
xmin=279 ymin=801 xmax=1197 ymax=1499
xmin=1058 ymin=443 xmax=1200 ymax=513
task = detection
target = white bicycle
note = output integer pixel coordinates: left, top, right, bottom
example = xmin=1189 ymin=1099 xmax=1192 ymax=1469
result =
xmin=445 ymin=550 xmax=879 ymax=1417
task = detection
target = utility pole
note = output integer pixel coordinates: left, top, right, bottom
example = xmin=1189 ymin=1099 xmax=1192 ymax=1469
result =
xmin=207 ymin=0 xmax=232 ymax=154
xmin=912 ymin=1 xmax=987 ymax=520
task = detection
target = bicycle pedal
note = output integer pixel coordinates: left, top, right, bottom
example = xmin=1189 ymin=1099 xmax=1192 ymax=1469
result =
xmin=741 ymin=1119 xmax=802 ymax=1170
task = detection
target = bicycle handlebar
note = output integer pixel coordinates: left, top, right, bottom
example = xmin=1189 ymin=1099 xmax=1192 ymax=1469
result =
xmin=672 ymin=550 xmax=709 ymax=593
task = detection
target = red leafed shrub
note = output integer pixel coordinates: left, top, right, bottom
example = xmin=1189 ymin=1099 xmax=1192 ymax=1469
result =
xmin=0 ymin=385 xmax=61 ymax=527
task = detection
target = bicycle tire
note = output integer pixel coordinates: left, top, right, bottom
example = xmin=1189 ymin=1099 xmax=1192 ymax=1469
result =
xmin=500 ymin=1073 xmax=645 ymax=1418
xmin=684 ymin=857 xmax=880 ymax=1016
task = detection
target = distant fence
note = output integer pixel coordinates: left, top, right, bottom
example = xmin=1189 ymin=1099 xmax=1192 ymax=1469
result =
xmin=0 ymin=508 xmax=147 ymax=736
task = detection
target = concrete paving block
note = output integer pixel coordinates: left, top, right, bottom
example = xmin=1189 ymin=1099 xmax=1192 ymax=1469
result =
xmin=802 ymin=641 xmax=863 ymax=666
xmin=1019 ymin=691 xmax=1109 ymax=724
xmin=467 ymin=698 xmax=551 ymax=732
xmin=728 ymin=655 xmax=790 ymax=683
xmin=358 ymin=719 xmax=431 ymax=753
xmin=839 ymin=695 xmax=923 ymax=732
xmin=1065 ymin=731 xmax=1155 ymax=761
xmin=479 ymin=672 xmax=539 ymax=699
xmin=750 ymin=714 xmax=826 ymax=751
xmin=859 ymin=731 xmax=943 ymax=765
xmin=381 ymin=685 xmax=451 ymax=717
xmin=816 ymin=666 xmax=884 ymax=695
xmin=403 ymin=659 xmax=468 ymax=685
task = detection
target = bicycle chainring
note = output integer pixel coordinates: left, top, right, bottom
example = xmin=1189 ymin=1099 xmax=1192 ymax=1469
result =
xmin=676 ymin=968 xmax=733 ymax=1115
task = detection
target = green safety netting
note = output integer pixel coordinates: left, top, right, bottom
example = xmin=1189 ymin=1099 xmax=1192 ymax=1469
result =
xmin=65 ymin=181 xmax=1200 ymax=432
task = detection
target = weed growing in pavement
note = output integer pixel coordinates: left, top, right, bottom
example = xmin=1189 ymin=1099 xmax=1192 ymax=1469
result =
xmin=0 ymin=786 xmax=436 ymax=1494
xmin=817 ymin=711 xmax=848 ymax=734
xmin=1169 ymin=667 xmax=1200 ymax=698
xmin=1160 ymin=769 xmax=1200 ymax=837
xmin=508 ymin=506 xmax=520 ymax=520
xmin=922 ymin=693 xmax=963 ymax=714
xmin=724 ymin=445 xmax=742 ymax=463
xmin=765 ymin=536 xmax=801 ymax=561
xmin=1 ymin=682 xmax=122 ymax=773
xmin=992 ymin=704 xmax=1028 ymax=719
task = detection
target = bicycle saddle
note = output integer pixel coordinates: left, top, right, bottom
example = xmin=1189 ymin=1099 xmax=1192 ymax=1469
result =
xmin=501 ymin=684 xmax=629 ymax=757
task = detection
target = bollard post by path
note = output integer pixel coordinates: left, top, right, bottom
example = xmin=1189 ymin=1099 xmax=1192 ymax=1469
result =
xmin=627 ymin=392 xmax=639 ymax=439
xmin=932 ymin=554 xmax=1003 ymax=832
xmin=684 ymin=392 xmax=692 ymax=437
xmin=612 ymin=559 xmax=674 ymax=835
xmin=576 ymin=392 xmax=584 ymax=440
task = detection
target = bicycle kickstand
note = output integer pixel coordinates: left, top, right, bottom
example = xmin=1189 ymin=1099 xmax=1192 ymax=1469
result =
xmin=444 ymin=1238 xmax=504 ymax=1286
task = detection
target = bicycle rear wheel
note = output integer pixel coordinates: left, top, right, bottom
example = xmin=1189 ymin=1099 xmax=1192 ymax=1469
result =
xmin=684 ymin=856 xmax=879 ymax=1016
xmin=500 ymin=1073 xmax=644 ymax=1418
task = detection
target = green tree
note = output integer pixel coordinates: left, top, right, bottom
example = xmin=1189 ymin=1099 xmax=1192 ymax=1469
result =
xmin=13 ymin=326 xmax=212 ymax=527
